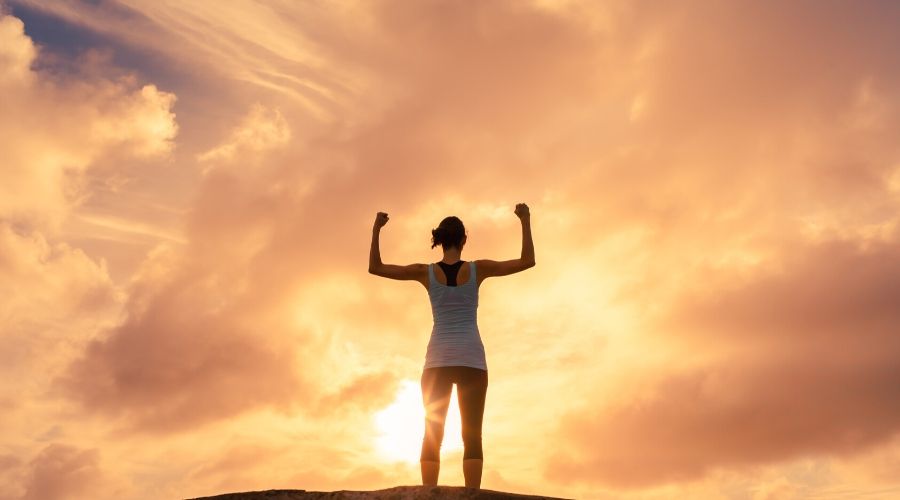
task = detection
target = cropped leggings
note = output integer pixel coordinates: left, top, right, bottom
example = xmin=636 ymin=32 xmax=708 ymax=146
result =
xmin=420 ymin=365 xmax=488 ymax=462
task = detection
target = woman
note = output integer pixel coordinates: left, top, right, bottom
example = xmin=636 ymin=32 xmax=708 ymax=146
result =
xmin=368 ymin=203 xmax=535 ymax=489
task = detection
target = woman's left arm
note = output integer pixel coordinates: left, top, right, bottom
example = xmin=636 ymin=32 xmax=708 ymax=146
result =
xmin=368 ymin=212 xmax=427 ymax=281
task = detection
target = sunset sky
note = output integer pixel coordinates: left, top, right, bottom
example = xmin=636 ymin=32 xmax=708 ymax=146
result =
xmin=2 ymin=1 xmax=900 ymax=499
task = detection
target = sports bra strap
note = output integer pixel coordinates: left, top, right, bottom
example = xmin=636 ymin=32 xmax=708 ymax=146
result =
xmin=436 ymin=260 xmax=464 ymax=286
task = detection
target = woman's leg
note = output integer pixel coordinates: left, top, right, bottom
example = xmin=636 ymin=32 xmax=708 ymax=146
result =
xmin=457 ymin=367 xmax=488 ymax=489
xmin=420 ymin=367 xmax=453 ymax=486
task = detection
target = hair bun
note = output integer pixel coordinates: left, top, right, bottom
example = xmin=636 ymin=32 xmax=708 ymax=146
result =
xmin=431 ymin=227 xmax=444 ymax=249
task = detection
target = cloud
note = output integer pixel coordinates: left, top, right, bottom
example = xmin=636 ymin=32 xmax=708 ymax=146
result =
xmin=0 ymin=10 xmax=176 ymax=433
xmin=0 ymin=13 xmax=178 ymax=232
xmin=0 ymin=223 xmax=122 ymax=377
xmin=51 ymin=243 xmax=312 ymax=433
xmin=0 ymin=11 xmax=36 ymax=84
xmin=51 ymin=105 xmax=398 ymax=433
xmin=546 ymin=236 xmax=900 ymax=488
xmin=20 ymin=444 xmax=105 ymax=500
xmin=311 ymin=370 xmax=399 ymax=419
xmin=752 ymin=477 xmax=796 ymax=500
xmin=12 ymin=0 xmax=362 ymax=120
xmin=87 ymin=83 xmax=178 ymax=158
xmin=0 ymin=220 xmax=123 ymax=473
xmin=183 ymin=441 xmax=300 ymax=494
xmin=667 ymin=237 xmax=900 ymax=357
xmin=197 ymin=104 xmax=290 ymax=165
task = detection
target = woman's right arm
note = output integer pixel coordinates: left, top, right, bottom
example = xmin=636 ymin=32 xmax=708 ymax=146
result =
xmin=477 ymin=203 xmax=536 ymax=279
xmin=368 ymin=211 xmax=428 ymax=283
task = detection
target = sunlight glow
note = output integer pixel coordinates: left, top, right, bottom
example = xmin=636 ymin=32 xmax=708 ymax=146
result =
xmin=374 ymin=379 xmax=463 ymax=463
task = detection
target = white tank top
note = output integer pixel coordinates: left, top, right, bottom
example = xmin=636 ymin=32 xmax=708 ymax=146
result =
xmin=423 ymin=261 xmax=488 ymax=371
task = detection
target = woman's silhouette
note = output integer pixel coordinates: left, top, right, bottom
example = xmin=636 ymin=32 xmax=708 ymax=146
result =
xmin=368 ymin=203 xmax=536 ymax=489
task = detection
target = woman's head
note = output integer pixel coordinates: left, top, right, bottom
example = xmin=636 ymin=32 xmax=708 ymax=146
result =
xmin=431 ymin=216 xmax=467 ymax=251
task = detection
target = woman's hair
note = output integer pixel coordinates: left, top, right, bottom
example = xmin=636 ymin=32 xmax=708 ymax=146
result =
xmin=431 ymin=216 xmax=466 ymax=250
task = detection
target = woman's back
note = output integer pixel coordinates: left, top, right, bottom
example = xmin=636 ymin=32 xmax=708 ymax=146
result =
xmin=424 ymin=261 xmax=487 ymax=371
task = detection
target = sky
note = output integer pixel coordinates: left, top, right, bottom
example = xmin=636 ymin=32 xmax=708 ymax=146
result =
xmin=1 ymin=1 xmax=900 ymax=499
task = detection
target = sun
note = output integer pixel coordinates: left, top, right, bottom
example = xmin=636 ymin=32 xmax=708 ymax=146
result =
xmin=374 ymin=379 xmax=463 ymax=463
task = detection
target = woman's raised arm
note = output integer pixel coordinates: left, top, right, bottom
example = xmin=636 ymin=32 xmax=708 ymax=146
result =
xmin=477 ymin=203 xmax=536 ymax=279
xmin=368 ymin=212 xmax=428 ymax=282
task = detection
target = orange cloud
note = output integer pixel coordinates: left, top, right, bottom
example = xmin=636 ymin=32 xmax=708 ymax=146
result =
xmin=19 ymin=444 xmax=106 ymax=500
xmin=546 ymin=236 xmax=900 ymax=488
xmin=197 ymin=104 xmax=290 ymax=166
xmin=0 ymin=14 xmax=177 ymax=231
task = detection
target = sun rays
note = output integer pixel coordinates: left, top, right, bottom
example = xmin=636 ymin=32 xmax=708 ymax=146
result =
xmin=373 ymin=379 xmax=463 ymax=463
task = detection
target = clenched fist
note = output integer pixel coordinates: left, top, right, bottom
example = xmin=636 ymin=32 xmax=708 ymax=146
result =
xmin=374 ymin=212 xmax=389 ymax=229
xmin=514 ymin=203 xmax=530 ymax=219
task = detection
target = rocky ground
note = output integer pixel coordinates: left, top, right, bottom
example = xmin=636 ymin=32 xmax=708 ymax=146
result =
xmin=186 ymin=485 xmax=574 ymax=500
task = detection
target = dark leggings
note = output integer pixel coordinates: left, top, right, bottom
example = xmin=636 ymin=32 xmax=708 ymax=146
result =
xmin=420 ymin=365 xmax=488 ymax=462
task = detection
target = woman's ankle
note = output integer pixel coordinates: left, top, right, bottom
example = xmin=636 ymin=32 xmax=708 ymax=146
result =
xmin=421 ymin=459 xmax=440 ymax=486
xmin=462 ymin=458 xmax=483 ymax=489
